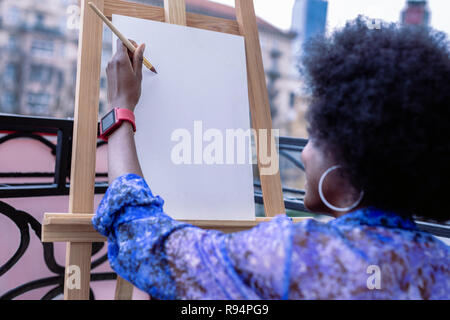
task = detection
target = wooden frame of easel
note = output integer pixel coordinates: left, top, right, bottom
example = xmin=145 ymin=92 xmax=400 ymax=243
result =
xmin=42 ymin=0 xmax=308 ymax=300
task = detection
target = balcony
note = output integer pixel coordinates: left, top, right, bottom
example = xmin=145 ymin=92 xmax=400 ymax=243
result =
xmin=1 ymin=113 xmax=449 ymax=299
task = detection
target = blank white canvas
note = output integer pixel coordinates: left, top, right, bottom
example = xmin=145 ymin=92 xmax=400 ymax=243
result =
xmin=112 ymin=15 xmax=255 ymax=221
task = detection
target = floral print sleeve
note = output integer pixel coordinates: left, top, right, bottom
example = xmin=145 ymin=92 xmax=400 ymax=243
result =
xmin=93 ymin=174 xmax=450 ymax=300
xmin=93 ymin=174 xmax=292 ymax=299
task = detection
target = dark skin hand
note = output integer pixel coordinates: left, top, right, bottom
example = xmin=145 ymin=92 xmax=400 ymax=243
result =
xmin=107 ymin=39 xmax=144 ymax=112
xmin=105 ymin=39 xmax=361 ymax=218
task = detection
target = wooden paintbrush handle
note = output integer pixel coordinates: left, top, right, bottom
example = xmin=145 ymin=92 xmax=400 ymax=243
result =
xmin=88 ymin=2 xmax=156 ymax=72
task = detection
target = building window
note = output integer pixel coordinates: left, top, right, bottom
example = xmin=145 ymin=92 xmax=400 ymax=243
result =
xmin=5 ymin=6 xmax=21 ymax=26
xmin=27 ymin=92 xmax=51 ymax=113
xmin=57 ymin=71 xmax=65 ymax=90
xmin=101 ymin=50 xmax=112 ymax=68
xmin=99 ymin=101 xmax=105 ymax=114
xmin=8 ymin=35 xmax=18 ymax=51
xmin=59 ymin=16 xmax=70 ymax=33
xmin=1 ymin=92 xmax=17 ymax=114
xmin=59 ymin=43 xmax=66 ymax=57
xmin=4 ymin=64 xmax=18 ymax=83
xmin=31 ymin=40 xmax=54 ymax=58
xmin=30 ymin=65 xmax=53 ymax=83
xmin=100 ymin=76 xmax=107 ymax=89
xmin=289 ymin=92 xmax=296 ymax=108
xmin=35 ymin=13 xmax=45 ymax=28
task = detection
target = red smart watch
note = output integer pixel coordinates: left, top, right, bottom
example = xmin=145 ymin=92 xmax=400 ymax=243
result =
xmin=99 ymin=108 xmax=136 ymax=141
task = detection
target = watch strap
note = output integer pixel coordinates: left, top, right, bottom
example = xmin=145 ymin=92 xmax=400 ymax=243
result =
xmin=115 ymin=108 xmax=136 ymax=132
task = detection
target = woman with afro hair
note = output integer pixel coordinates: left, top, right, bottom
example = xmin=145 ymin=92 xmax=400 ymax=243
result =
xmin=93 ymin=17 xmax=449 ymax=299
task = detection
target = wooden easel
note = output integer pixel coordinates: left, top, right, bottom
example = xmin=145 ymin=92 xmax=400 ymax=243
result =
xmin=42 ymin=0 xmax=306 ymax=300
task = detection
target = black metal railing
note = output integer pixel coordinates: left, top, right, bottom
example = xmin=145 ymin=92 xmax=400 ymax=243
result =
xmin=0 ymin=113 xmax=449 ymax=300
xmin=0 ymin=114 xmax=113 ymax=300
xmin=0 ymin=114 xmax=108 ymax=197
xmin=254 ymin=136 xmax=308 ymax=213
xmin=0 ymin=200 xmax=115 ymax=300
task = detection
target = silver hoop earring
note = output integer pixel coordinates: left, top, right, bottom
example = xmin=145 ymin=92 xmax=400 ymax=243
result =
xmin=318 ymin=165 xmax=364 ymax=212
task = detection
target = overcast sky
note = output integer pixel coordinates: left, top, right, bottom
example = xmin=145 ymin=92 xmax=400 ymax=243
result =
xmin=211 ymin=0 xmax=450 ymax=35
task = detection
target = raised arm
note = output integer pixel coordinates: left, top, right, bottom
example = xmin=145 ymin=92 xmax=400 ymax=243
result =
xmin=106 ymin=38 xmax=145 ymax=182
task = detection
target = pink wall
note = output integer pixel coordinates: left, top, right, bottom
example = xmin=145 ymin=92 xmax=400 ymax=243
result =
xmin=0 ymin=137 xmax=148 ymax=299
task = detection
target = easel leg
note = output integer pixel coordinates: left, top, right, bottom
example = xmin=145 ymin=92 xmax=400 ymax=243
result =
xmin=235 ymin=0 xmax=285 ymax=217
xmin=64 ymin=0 xmax=104 ymax=300
xmin=164 ymin=0 xmax=187 ymax=25
xmin=64 ymin=243 xmax=92 ymax=299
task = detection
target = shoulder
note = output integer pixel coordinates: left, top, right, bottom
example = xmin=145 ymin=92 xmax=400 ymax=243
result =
xmin=289 ymin=218 xmax=450 ymax=299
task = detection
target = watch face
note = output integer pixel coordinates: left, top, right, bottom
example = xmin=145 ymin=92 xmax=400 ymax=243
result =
xmin=101 ymin=110 xmax=116 ymax=133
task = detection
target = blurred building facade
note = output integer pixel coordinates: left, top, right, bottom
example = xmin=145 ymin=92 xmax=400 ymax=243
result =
xmin=0 ymin=0 xmax=80 ymax=117
xmin=289 ymin=0 xmax=327 ymax=138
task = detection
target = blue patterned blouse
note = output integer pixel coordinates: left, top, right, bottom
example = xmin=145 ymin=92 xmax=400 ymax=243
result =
xmin=92 ymin=174 xmax=449 ymax=300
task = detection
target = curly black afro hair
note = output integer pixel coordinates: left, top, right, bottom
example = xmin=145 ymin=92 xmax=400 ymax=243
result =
xmin=302 ymin=17 xmax=450 ymax=223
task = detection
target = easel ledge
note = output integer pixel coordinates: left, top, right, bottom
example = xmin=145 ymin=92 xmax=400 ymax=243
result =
xmin=103 ymin=0 xmax=241 ymax=35
xmin=42 ymin=213 xmax=311 ymax=242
